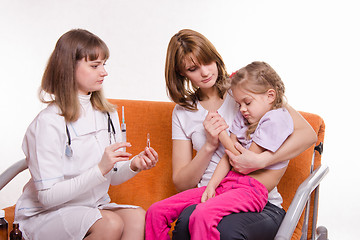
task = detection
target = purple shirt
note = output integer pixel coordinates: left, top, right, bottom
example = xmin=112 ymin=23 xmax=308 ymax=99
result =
xmin=230 ymin=108 xmax=294 ymax=170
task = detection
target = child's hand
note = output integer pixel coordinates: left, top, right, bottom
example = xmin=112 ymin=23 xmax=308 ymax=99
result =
xmin=130 ymin=147 xmax=159 ymax=172
xmin=201 ymin=186 xmax=216 ymax=203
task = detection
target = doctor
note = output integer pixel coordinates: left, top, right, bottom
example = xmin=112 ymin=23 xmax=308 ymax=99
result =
xmin=14 ymin=29 xmax=158 ymax=240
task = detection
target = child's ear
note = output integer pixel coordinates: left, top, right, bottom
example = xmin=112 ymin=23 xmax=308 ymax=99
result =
xmin=266 ymin=89 xmax=276 ymax=104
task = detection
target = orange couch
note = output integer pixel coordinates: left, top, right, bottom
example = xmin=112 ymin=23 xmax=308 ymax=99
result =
xmin=3 ymin=99 xmax=325 ymax=239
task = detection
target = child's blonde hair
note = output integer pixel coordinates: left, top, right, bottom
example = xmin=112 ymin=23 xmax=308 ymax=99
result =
xmin=230 ymin=61 xmax=286 ymax=137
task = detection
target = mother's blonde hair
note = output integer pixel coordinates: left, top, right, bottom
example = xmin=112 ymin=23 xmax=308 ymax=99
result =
xmin=165 ymin=29 xmax=229 ymax=110
xmin=39 ymin=29 xmax=115 ymax=122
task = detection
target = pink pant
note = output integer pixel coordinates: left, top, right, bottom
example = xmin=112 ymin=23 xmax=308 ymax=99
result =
xmin=145 ymin=171 xmax=268 ymax=240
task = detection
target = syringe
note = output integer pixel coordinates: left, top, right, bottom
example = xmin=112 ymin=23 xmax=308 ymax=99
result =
xmin=114 ymin=106 xmax=126 ymax=172
xmin=121 ymin=106 xmax=127 ymax=151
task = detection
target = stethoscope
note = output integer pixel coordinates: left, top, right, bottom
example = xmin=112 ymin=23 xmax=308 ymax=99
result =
xmin=65 ymin=112 xmax=116 ymax=158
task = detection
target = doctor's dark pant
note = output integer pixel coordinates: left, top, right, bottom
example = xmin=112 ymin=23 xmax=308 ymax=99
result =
xmin=172 ymin=202 xmax=286 ymax=240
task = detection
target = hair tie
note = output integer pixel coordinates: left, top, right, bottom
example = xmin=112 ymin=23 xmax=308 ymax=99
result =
xmin=229 ymin=71 xmax=237 ymax=78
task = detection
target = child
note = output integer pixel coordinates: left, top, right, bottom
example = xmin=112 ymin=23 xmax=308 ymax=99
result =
xmin=14 ymin=29 xmax=158 ymax=240
xmin=145 ymin=61 xmax=293 ymax=240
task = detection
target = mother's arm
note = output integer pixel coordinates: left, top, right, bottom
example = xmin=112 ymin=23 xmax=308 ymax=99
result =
xmin=172 ymin=139 xmax=216 ymax=192
xmin=172 ymin=111 xmax=228 ymax=192
xmin=227 ymin=104 xmax=317 ymax=174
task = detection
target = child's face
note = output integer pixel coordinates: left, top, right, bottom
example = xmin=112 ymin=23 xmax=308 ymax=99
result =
xmin=75 ymin=57 xmax=108 ymax=95
xmin=232 ymin=85 xmax=275 ymax=124
xmin=181 ymin=56 xmax=218 ymax=89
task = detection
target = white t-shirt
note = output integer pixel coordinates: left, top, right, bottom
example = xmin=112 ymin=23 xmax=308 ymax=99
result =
xmin=172 ymin=93 xmax=238 ymax=187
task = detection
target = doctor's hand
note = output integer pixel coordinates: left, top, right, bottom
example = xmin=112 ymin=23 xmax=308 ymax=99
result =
xmin=98 ymin=142 xmax=132 ymax=175
xmin=226 ymin=142 xmax=266 ymax=175
xmin=130 ymin=147 xmax=158 ymax=172
xmin=203 ymin=111 xmax=228 ymax=151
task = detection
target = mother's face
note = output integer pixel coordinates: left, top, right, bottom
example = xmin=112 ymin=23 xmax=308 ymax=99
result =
xmin=181 ymin=56 xmax=218 ymax=90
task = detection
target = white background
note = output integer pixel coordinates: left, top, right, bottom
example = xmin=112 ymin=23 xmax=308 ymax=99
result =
xmin=0 ymin=0 xmax=359 ymax=239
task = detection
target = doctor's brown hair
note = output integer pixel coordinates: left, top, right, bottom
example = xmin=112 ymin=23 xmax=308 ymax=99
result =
xmin=165 ymin=29 xmax=229 ymax=111
xmin=39 ymin=29 xmax=115 ymax=122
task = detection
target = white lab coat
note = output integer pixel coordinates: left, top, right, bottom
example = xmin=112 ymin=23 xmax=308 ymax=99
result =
xmin=15 ymin=95 xmax=138 ymax=240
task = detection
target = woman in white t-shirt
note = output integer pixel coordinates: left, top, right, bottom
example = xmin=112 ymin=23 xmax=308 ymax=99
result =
xmin=159 ymin=29 xmax=317 ymax=240
xmin=14 ymin=29 xmax=158 ymax=240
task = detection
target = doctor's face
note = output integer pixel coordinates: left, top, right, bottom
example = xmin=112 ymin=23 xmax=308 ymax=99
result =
xmin=75 ymin=57 xmax=108 ymax=95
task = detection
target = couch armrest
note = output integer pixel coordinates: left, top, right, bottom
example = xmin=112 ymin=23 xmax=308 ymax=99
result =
xmin=0 ymin=159 xmax=27 ymax=191
xmin=274 ymin=164 xmax=329 ymax=240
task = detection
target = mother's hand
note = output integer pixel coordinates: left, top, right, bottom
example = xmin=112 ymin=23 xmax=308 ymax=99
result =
xmin=225 ymin=142 xmax=266 ymax=174
xmin=203 ymin=111 xmax=228 ymax=150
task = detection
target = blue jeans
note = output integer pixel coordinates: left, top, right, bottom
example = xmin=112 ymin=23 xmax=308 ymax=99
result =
xmin=172 ymin=201 xmax=286 ymax=240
